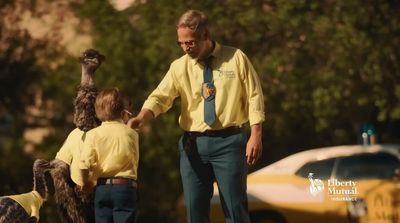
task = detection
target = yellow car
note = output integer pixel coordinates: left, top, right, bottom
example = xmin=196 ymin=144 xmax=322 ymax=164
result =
xmin=177 ymin=144 xmax=400 ymax=223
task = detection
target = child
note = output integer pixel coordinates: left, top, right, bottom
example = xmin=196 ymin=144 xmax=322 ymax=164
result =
xmin=79 ymin=88 xmax=139 ymax=223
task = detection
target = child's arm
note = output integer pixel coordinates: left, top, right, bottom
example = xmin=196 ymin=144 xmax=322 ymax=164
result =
xmin=79 ymin=169 xmax=94 ymax=192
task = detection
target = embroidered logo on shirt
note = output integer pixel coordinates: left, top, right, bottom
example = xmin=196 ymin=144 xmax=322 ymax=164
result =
xmin=218 ymin=70 xmax=235 ymax=78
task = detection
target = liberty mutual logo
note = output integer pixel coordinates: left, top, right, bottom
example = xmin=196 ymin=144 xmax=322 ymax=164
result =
xmin=308 ymin=173 xmax=324 ymax=196
xmin=308 ymin=173 xmax=359 ymax=201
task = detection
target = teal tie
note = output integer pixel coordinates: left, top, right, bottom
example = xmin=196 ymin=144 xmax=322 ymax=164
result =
xmin=203 ymin=56 xmax=216 ymax=126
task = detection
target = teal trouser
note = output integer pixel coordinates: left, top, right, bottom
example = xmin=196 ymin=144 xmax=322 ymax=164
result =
xmin=179 ymin=130 xmax=250 ymax=223
xmin=94 ymin=183 xmax=137 ymax=223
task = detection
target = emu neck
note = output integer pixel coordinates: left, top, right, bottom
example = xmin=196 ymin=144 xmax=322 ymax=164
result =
xmin=81 ymin=66 xmax=95 ymax=87
xmin=33 ymin=168 xmax=48 ymax=199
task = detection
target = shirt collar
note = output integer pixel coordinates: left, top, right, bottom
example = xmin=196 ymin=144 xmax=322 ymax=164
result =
xmin=101 ymin=119 xmax=124 ymax=125
xmin=191 ymin=41 xmax=221 ymax=65
xmin=211 ymin=41 xmax=222 ymax=58
xmin=32 ymin=190 xmax=44 ymax=206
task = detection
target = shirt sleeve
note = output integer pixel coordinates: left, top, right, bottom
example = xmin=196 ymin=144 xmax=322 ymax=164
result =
xmin=238 ymin=50 xmax=265 ymax=125
xmin=79 ymin=131 xmax=97 ymax=170
xmin=55 ymin=130 xmax=76 ymax=164
xmin=142 ymin=64 xmax=180 ymax=117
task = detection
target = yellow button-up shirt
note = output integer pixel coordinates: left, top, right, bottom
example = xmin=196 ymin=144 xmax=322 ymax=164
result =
xmin=7 ymin=191 xmax=43 ymax=221
xmin=143 ymin=42 xmax=265 ymax=132
xmin=79 ymin=120 xmax=139 ymax=182
xmin=55 ymin=128 xmax=86 ymax=186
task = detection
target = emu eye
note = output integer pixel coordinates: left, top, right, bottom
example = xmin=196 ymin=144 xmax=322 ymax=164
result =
xmin=86 ymin=52 xmax=97 ymax=59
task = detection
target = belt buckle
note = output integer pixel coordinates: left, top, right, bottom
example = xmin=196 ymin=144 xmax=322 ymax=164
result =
xmin=105 ymin=178 xmax=112 ymax=184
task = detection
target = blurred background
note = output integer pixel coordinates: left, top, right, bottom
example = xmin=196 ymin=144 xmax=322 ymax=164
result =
xmin=0 ymin=0 xmax=399 ymax=222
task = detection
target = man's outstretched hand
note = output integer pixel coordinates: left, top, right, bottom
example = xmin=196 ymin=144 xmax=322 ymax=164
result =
xmin=126 ymin=109 xmax=154 ymax=130
xmin=127 ymin=116 xmax=143 ymax=129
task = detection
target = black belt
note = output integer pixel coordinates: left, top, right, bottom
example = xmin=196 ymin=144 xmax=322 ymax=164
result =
xmin=183 ymin=126 xmax=243 ymax=157
xmin=97 ymin=177 xmax=137 ymax=188
xmin=185 ymin=126 xmax=242 ymax=137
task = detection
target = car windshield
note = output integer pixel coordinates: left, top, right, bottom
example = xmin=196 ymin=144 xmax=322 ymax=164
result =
xmin=334 ymin=152 xmax=400 ymax=180
xmin=295 ymin=158 xmax=335 ymax=180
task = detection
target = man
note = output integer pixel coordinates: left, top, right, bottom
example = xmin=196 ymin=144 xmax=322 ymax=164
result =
xmin=128 ymin=9 xmax=265 ymax=223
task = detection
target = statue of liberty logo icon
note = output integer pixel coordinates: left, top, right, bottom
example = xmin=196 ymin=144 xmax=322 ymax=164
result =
xmin=308 ymin=173 xmax=324 ymax=196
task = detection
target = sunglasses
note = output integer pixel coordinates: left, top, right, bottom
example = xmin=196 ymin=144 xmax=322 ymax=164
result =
xmin=176 ymin=40 xmax=197 ymax=47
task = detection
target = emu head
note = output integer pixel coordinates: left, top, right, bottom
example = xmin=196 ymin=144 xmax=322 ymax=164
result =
xmin=49 ymin=159 xmax=71 ymax=180
xmin=33 ymin=159 xmax=51 ymax=170
xmin=78 ymin=49 xmax=106 ymax=74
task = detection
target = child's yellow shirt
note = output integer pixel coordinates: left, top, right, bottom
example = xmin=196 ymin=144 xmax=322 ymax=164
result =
xmin=79 ymin=120 xmax=139 ymax=182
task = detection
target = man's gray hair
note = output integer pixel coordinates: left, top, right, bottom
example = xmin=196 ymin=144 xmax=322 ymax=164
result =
xmin=176 ymin=10 xmax=209 ymax=37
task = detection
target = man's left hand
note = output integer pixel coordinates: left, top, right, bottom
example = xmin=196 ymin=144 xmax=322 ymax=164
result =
xmin=246 ymin=124 xmax=263 ymax=165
